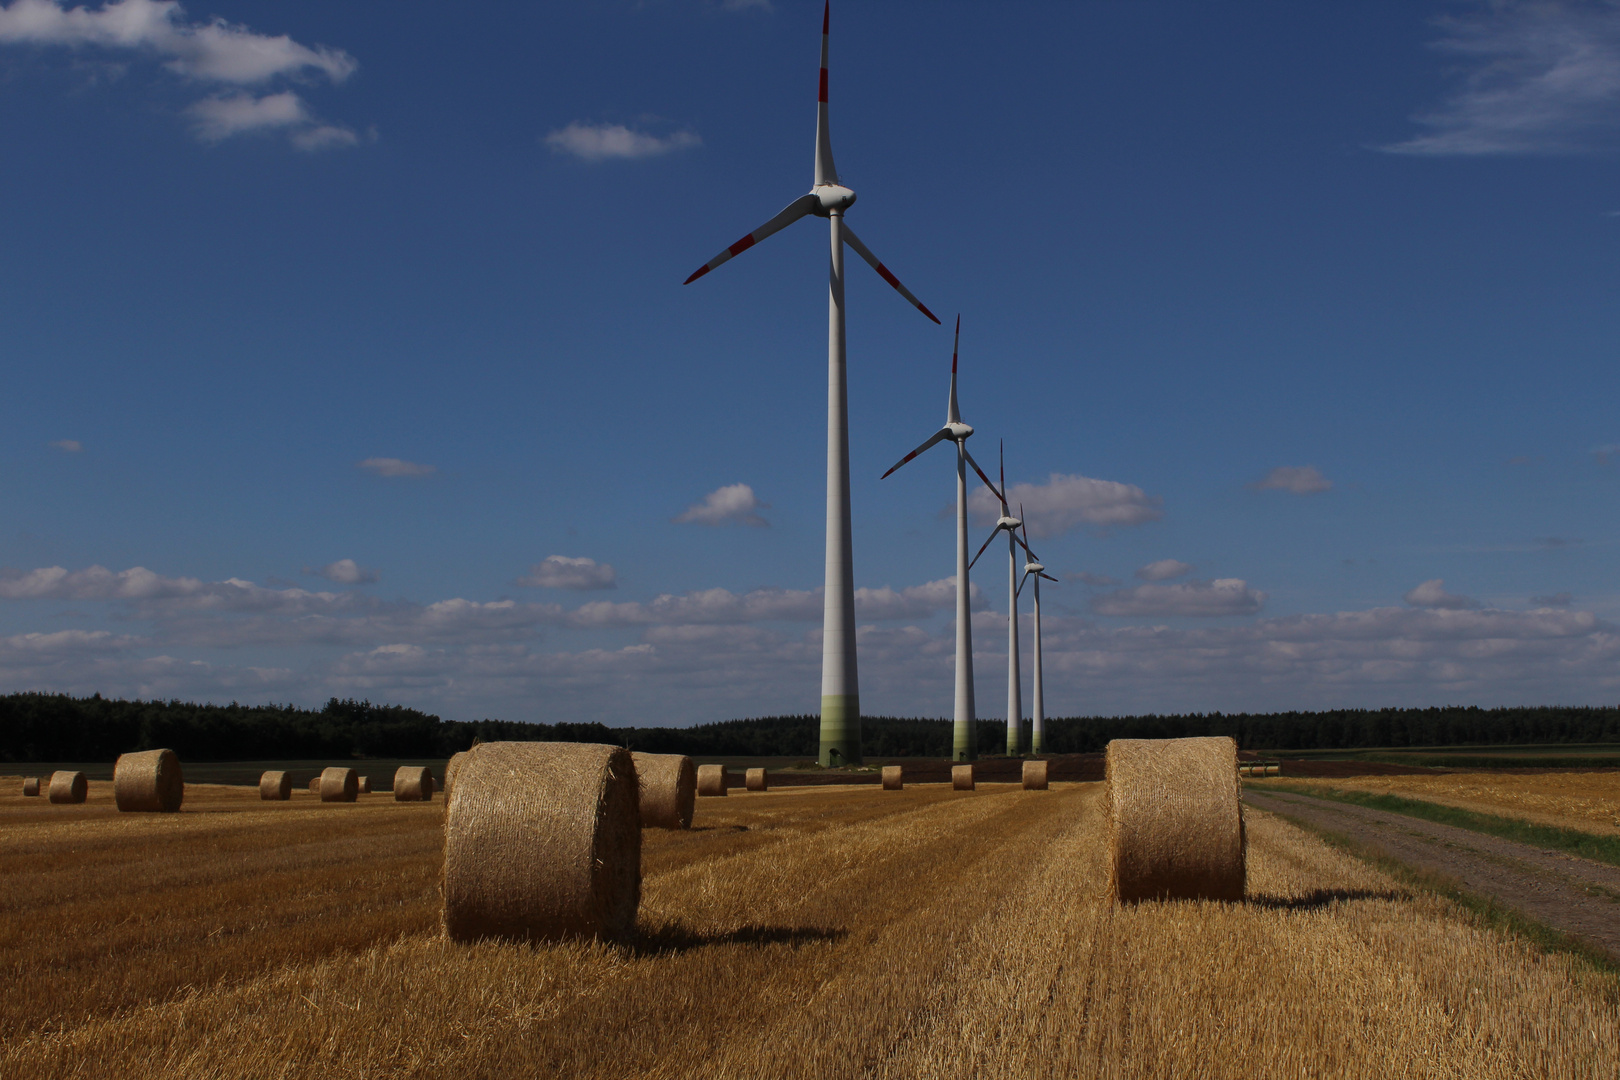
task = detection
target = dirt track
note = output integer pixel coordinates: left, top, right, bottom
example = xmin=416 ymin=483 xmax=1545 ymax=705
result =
xmin=1247 ymin=790 xmax=1620 ymax=959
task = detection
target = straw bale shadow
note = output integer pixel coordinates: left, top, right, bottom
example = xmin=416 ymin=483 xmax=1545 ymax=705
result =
xmin=1246 ymin=888 xmax=1406 ymax=911
xmin=633 ymin=921 xmax=846 ymax=956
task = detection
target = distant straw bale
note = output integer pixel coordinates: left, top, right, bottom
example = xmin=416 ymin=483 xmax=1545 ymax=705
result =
xmin=48 ymin=771 xmax=87 ymax=804
xmin=394 ymin=766 xmax=435 ymax=802
xmin=319 ymin=767 xmax=360 ymax=803
xmin=1022 ymin=760 xmax=1049 ymax=790
xmin=443 ymin=752 xmax=467 ymax=807
xmin=308 ymin=777 xmax=321 ymax=794
xmin=357 ymin=776 xmax=372 ymax=795
xmin=631 ymin=752 xmax=695 ymax=829
xmin=259 ymin=770 xmax=292 ymax=801
xmin=696 ymin=764 xmax=727 ymax=797
xmin=442 ymin=741 xmax=640 ymax=943
xmin=745 ymin=768 xmax=769 ymax=792
xmin=22 ymin=777 xmax=39 ymax=797
xmin=881 ymin=765 xmax=903 ymax=790
xmin=114 ymin=749 xmax=184 ymax=813
xmin=1105 ymin=736 xmax=1245 ymax=904
xmin=1265 ymin=764 xmax=1281 ymax=777
xmin=952 ymin=764 xmax=975 ymax=791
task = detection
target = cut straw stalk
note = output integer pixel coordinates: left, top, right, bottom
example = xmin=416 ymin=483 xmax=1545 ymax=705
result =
xmin=1022 ymin=759 xmax=1049 ymax=790
xmin=696 ymin=764 xmax=727 ymax=797
xmin=319 ymin=767 xmax=359 ymax=803
xmin=631 ymin=752 xmax=695 ymax=829
xmin=48 ymin=771 xmax=87 ymax=804
xmin=394 ymin=766 xmax=435 ymax=802
xmin=1105 ymin=736 xmax=1245 ymax=904
xmin=442 ymin=741 xmax=640 ymax=943
xmin=114 ymin=749 xmax=184 ymax=813
xmin=259 ymin=770 xmax=293 ymax=801
xmin=952 ymin=764 xmax=974 ymax=791
xmin=881 ymin=765 xmax=903 ymax=790
xmin=745 ymin=768 xmax=769 ymax=792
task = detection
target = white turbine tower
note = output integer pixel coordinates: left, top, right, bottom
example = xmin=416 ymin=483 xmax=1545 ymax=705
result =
xmin=1016 ymin=514 xmax=1057 ymax=755
xmin=684 ymin=1 xmax=939 ymax=768
xmin=970 ymin=444 xmax=1035 ymax=757
xmin=880 ymin=317 xmax=1005 ymax=763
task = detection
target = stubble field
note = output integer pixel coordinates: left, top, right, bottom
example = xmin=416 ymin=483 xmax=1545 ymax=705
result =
xmin=2 ymin=776 xmax=1616 ymax=1078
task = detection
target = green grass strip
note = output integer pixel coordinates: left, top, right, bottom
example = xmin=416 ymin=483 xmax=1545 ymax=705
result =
xmin=1261 ymin=807 xmax=1620 ymax=979
xmin=1261 ymin=782 xmax=1620 ymax=869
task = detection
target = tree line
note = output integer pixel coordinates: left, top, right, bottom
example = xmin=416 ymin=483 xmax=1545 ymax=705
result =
xmin=1 ymin=693 xmax=1617 ymax=762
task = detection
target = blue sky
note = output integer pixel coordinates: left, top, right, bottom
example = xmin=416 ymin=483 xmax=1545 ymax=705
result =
xmin=2 ymin=0 xmax=1618 ymax=725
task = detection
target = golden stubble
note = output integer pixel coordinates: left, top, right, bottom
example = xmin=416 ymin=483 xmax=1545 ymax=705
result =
xmin=2 ymin=779 xmax=1615 ymax=1078
xmin=1255 ymin=770 xmax=1620 ymax=834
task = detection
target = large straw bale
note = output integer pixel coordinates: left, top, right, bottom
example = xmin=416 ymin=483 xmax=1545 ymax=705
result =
xmin=259 ymin=770 xmax=293 ymax=801
xmin=952 ymin=764 xmax=975 ymax=791
xmin=22 ymin=777 xmax=39 ymax=797
xmin=319 ymin=767 xmax=360 ymax=803
xmin=309 ymin=777 xmax=322 ymax=794
xmin=443 ymin=741 xmax=640 ymax=943
xmin=1105 ymin=736 xmax=1245 ymax=904
xmin=745 ymin=767 xmax=769 ymax=792
xmin=394 ymin=766 xmax=435 ymax=802
xmin=696 ymin=764 xmax=728 ymax=797
xmin=881 ymin=765 xmax=903 ymax=791
xmin=1022 ymin=759 xmax=1049 ymax=790
xmin=443 ymin=752 xmax=467 ymax=807
xmin=48 ymin=771 xmax=87 ymax=804
xmin=631 ymin=752 xmax=695 ymax=829
xmin=114 ymin=748 xmax=184 ymax=813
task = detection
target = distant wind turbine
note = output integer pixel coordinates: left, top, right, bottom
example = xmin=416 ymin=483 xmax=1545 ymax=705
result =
xmin=684 ymin=1 xmax=939 ymax=768
xmin=970 ymin=443 xmax=1035 ymax=756
xmin=1017 ymin=514 xmax=1057 ymax=755
xmin=880 ymin=317 xmax=1005 ymax=762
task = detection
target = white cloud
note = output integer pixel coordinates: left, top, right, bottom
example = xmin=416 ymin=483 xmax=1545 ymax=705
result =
xmin=544 ymin=122 xmax=700 ymax=162
xmin=358 ymin=457 xmax=435 ymax=479
xmin=1404 ymin=578 xmax=1479 ymax=610
xmin=518 ymin=556 xmax=617 ymax=591
xmin=1091 ymin=578 xmax=1267 ymax=618
xmin=49 ymin=438 xmax=83 ymax=452
xmin=1383 ymin=2 xmax=1620 ymax=156
xmin=0 ymin=0 xmax=359 ymax=146
xmin=1251 ymin=465 xmax=1333 ymax=495
xmin=1069 ymin=571 xmax=1120 ymax=587
xmin=968 ymin=472 xmax=1161 ymax=537
xmin=308 ymin=559 xmax=377 ymax=585
xmin=1136 ymin=559 xmax=1193 ymax=582
xmin=1533 ymin=591 xmax=1575 ymax=607
xmin=673 ymin=483 xmax=768 ymax=527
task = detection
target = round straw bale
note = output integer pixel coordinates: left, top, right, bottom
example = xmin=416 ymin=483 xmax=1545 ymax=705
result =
xmin=1105 ymin=736 xmax=1245 ymax=904
xmin=881 ymin=765 xmax=903 ymax=791
xmin=308 ymin=777 xmax=321 ymax=794
xmin=443 ymin=751 xmax=467 ymax=807
xmin=394 ymin=765 xmax=434 ymax=802
xmin=443 ymin=741 xmax=640 ymax=943
xmin=259 ymin=770 xmax=292 ymax=801
xmin=1022 ymin=759 xmax=1049 ymax=790
xmin=631 ymin=752 xmax=695 ymax=829
xmin=48 ymin=771 xmax=87 ymax=804
xmin=952 ymin=764 xmax=975 ymax=791
xmin=357 ymin=775 xmax=372 ymax=795
xmin=114 ymin=748 xmax=184 ymax=813
xmin=745 ymin=767 xmax=769 ymax=792
xmin=696 ymin=764 xmax=728 ymax=797
xmin=22 ymin=777 xmax=39 ymax=797
xmin=319 ymin=767 xmax=359 ymax=803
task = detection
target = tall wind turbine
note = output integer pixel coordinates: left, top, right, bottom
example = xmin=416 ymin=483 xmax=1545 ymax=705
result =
xmin=970 ymin=443 xmax=1034 ymax=756
xmin=684 ymin=2 xmax=939 ymax=768
xmin=1016 ymin=515 xmax=1057 ymax=755
xmin=880 ymin=317 xmax=1005 ymax=762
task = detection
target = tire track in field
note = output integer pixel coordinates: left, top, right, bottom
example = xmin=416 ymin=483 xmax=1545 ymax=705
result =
xmin=1247 ymin=790 xmax=1620 ymax=959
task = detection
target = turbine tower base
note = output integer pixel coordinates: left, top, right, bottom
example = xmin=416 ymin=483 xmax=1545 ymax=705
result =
xmin=819 ymin=695 xmax=862 ymax=767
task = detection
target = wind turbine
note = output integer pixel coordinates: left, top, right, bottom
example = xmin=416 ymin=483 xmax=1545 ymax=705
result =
xmin=684 ymin=2 xmax=939 ymax=768
xmin=880 ymin=317 xmax=1005 ymax=763
xmin=969 ymin=443 xmax=1035 ymax=756
xmin=1016 ymin=514 xmax=1057 ymax=755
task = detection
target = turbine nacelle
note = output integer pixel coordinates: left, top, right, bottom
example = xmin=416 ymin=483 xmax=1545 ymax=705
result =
xmin=997 ymin=515 xmax=1022 ymax=531
xmin=1024 ymin=560 xmax=1044 ymax=574
xmin=945 ymin=421 xmax=973 ymax=441
xmin=812 ymin=184 xmax=857 ymax=215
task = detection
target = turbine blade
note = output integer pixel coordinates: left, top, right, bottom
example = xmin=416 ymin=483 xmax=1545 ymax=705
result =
xmin=946 ymin=315 xmax=961 ymax=424
xmin=815 ymin=0 xmax=837 ymax=186
xmin=1019 ymin=509 xmax=1039 ymax=563
xmin=1017 ymin=566 xmax=1031 ymax=598
xmin=880 ymin=428 xmax=950 ymax=479
xmin=684 ymin=194 xmax=818 ymax=284
xmin=969 ymin=525 xmax=1003 ymax=571
xmin=841 ymin=224 xmax=941 ymax=324
xmin=1039 ymin=572 xmax=1059 ymax=583
xmin=963 ymin=447 xmax=1004 ymax=508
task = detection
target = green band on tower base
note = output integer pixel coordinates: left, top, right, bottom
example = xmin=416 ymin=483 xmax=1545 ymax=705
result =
xmin=953 ymin=720 xmax=976 ymax=762
xmin=819 ymin=695 xmax=862 ymax=767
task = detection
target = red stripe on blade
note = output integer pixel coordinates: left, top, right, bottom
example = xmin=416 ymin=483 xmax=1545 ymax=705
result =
xmin=819 ymin=68 xmax=828 ymax=102
xmin=684 ymin=265 xmax=711 ymax=285
xmin=728 ymin=234 xmax=756 ymax=257
xmin=823 ymin=1 xmax=830 ymax=35
xmin=876 ymin=263 xmax=899 ymax=287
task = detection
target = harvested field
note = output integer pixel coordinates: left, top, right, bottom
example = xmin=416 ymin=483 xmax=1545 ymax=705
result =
xmin=1 ymin=776 xmax=1616 ymax=1077
xmin=1250 ymin=770 xmax=1620 ymax=836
